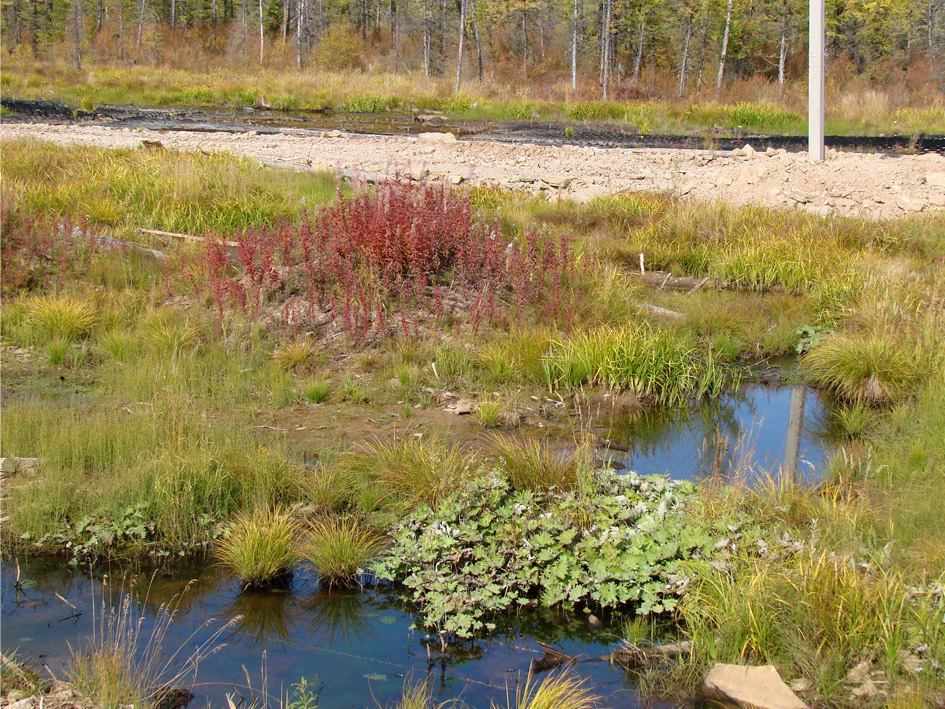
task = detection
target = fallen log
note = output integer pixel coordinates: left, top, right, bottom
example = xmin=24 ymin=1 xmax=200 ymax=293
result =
xmin=612 ymin=640 xmax=693 ymax=668
xmin=71 ymin=228 xmax=167 ymax=260
xmin=638 ymin=303 xmax=686 ymax=320
xmin=138 ymin=227 xmax=238 ymax=248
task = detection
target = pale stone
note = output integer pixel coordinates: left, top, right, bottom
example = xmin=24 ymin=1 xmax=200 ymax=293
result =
xmin=570 ymin=184 xmax=611 ymax=202
xmin=896 ymin=195 xmax=925 ymax=212
xmin=16 ymin=457 xmax=40 ymax=473
xmin=845 ymin=659 xmax=872 ymax=684
xmin=925 ymin=172 xmax=945 ymax=188
xmin=702 ymin=664 xmax=807 ymax=709
xmin=742 ymin=144 xmax=757 ymax=158
xmin=930 ymin=192 xmax=945 ymax=207
xmin=7 ymin=697 xmax=36 ymax=709
xmin=788 ymin=678 xmax=811 ymax=693
xmin=416 ymin=132 xmax=457 ymax=144
xmin=0 ymin=457 xmax=16 ymax=473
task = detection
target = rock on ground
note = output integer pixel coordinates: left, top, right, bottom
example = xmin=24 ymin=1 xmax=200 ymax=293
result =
xmin=2 ymin=123 xmax=944 ymax=220
xmin=702 ymin=664 xmax=807 ymax=709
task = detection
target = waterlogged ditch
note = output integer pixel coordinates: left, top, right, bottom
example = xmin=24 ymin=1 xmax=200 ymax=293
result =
xmin=1 ymin=559 xmax=677 ymax=708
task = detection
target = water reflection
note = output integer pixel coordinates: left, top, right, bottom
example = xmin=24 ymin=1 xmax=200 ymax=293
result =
xmin=608 ymin=383 xmax=831 ymax=483
xmin=1 ymin=559 xmax=673 ymax=708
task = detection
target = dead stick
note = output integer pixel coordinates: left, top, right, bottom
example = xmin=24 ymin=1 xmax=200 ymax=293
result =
xmin=138 ymin=227 xmax=238 ymax=248
xmin=655 ymin=271 xmax=672 ymax=294
xmin=687 ymin=276 xmax=711 ymax=294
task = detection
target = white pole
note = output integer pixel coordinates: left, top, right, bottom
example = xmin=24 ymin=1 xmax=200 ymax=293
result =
xmin=808 ymin=0 xmax=825 ymax=162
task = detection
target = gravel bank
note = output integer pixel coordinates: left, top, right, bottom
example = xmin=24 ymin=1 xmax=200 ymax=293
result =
xmin=3 ymin=122 xmax=944 ymax=220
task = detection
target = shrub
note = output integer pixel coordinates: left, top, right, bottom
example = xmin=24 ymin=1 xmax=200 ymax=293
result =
xmin=202 ymin=179 xmax=585 ymax=341
xmin=300 ymin=516 xmax=385 ymax=588
xmin=216 ymin=507 xmax=301 ymax=590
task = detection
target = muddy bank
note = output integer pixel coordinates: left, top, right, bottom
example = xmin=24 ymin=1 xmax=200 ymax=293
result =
xmin=2 ymin=119 xmax=944 ymax=219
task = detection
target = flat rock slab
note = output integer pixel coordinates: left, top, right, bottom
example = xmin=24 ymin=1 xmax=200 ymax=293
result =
xmin=702 ymin=664 xmax=807 ymax=709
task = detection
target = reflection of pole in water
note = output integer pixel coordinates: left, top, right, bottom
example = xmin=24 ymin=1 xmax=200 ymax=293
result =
xmin=784 ymin=386 xmax=806 ymax=481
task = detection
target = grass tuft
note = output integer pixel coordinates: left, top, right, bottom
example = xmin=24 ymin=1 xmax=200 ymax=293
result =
xmin=216 ymin=506 xmax=301 ymax=590
xmin=498 ymin=669 xmax=601 ymax=709
xmin=490 ymin=435 xmax=578 ymax=492
xmin=272 ymin=338 xmax=319 ymax=372
xmin=802 ymin=331 xmax=922 ymax=404
xmin=26 ymin=295 xmax=97 ymax=343
xmin=300 ymin=516 xmax=385 ymax=588
xmin=351 ymin=437 xmax=475 ymax=510
xmin=304 ymin=379 xmax=332 ymax=404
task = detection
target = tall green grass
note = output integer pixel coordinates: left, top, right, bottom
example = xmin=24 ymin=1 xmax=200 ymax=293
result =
xmin=2 ymin=139 xmax=336 ymax=233
xmin=1 ymin=399 xmax=303 ymax=554
xmin=543 ymin=324 xmax=732 ymax=405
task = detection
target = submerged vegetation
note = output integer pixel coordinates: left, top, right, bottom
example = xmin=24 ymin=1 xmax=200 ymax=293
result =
xmin=2 ymin=138 xmax=944 ymax=706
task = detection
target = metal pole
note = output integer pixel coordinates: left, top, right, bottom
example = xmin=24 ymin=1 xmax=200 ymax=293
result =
xmin=808 ymin=0 xmax=825 ymax=162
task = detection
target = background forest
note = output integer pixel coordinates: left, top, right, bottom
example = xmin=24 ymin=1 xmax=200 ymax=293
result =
xmin=2 ymin=0 xmax=944 ymax=110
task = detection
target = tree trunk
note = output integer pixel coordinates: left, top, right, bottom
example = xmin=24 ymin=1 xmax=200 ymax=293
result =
xmin=422 ymin=0 xmax=430 ymax=76
xmin=296 ymin=0 xmax=303 ymax=68
xmin=258 ymin=0 xmax=264 ymax=63
xmin=521 ymin=8 xmax=527 ymax=75
xmin=282 ymin=0 xmax=288 ymax=42
xmin=72 ymin=0 xmax=83 ymax=70
xmin=117 ymin=0 xmax=124 ymax=60
xmin=136 ymin=0 xmax=146 ymax=60
xmin=677 ymin=16 xmax=692 ymax=99
xmin=632 ymin=11 xmax=644 ymax=84
xmin=171 ymin=0 xmax=176 ymax=28
xmin=600 ymin=0 xmax=612 ymax=98
xmin=454 ymin=0 xmax=465 ymax=91
xmin=571 ymin=0 xmax=578 ymax=91
xmin=11 ymin=0 xmax=22 ymax=45
xmin=778 ymin=6 xmax=788 ymax=98
xmin=470 ymin=0 xmax=483 ymax=84
xmin=716 ymin=0 xmax=733 ymax=91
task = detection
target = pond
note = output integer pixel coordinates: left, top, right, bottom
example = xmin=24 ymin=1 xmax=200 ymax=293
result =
xmin=0 ymin=559 xmax=678 ymax=708
xmin=607 ymin=383 xmax=832 ymax=484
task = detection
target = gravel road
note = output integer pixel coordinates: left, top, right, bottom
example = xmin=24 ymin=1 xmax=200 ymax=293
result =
xmin=4 ymin=122 xmax=944 ymax=220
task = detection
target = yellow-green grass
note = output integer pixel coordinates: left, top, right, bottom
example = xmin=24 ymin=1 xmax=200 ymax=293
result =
xmin=216 ymin=507 xmax=302 ymax=589
xmin=344 ymin=437 xmax=475 ymax=510
xmin=489 ymin=435 xmax=580 ymax=493
xmin=1 ymin=139 xmax=336 ymax=234
xmin=497 ymin=669 xmax=601 ymax=709
xmin=300 ymin=516 xmax=385 ymax=588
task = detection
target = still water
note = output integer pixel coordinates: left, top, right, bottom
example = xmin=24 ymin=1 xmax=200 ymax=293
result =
xmin=609 ymin=383 xmax=831 ymax=484
xmin=1 ymin=560 xmax=676 ymax=708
